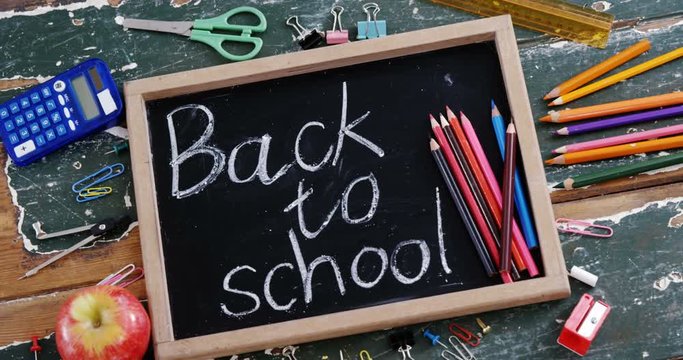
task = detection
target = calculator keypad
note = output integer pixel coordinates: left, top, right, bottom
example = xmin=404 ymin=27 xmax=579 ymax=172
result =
xmin=1 ymin=80 xmax=80 ymax=160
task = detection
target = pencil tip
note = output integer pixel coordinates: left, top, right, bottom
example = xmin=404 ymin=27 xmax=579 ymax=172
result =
xmin=552 ymin=182 xmax=564 ymax=189
xmin=429 ymin=115 xmax=439 ymax=127
xmin=506 ymin=122 xmax=515 ymax=133
xmin=554 ymin=146 xmax=567 ymax=153
xmin=430 ymin=138 xmax=439 ymax=150
xmin=490 ymin=99 xmax=495 ymax=109
xmin=539 ymin=115 xmax=551 ymax=122
xmin=446 ymin=106 xmax=457 ymax=120
xmin=460 ymin=111 xmax=469 ymax=122
xmin=549 ymin=97 xmax=563 ymax=106
xmin=544 ymin=88 xmax=560 ymax=100
xmin=439 ymin=113 xmax=449 ymax=126
xmin=545 ymin=158 xmax=555 ymax=165
xmin=556 ymin=128 xmax=569 ymax=136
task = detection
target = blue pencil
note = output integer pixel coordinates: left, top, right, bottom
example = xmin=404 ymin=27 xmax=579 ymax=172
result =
xmin=491 ymin=100 xmax=538 ymax=249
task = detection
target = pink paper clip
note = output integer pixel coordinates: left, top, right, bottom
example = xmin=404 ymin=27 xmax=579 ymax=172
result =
xmin=98 ymin=264 xmax=145 ymax=288
xmin=555 ymin=218 xmax=613 ymax=238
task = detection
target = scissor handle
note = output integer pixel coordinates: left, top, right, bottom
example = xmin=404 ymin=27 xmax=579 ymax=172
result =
xmin=190 ymin=30 xmax=263 ymax=61
xmin=193 ymin=6 xmax=267 ymax=33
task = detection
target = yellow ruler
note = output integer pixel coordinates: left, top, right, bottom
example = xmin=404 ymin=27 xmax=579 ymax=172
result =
xmin=431 ymin=0 xmax=614 ymax=48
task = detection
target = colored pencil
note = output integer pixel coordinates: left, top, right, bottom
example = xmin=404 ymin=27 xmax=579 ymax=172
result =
xmin=544 ymin=39 xmax=651 ymax=100
xmin=440 ymin=114 xmax=523 ymax=277
xmin=554 ymin=123 xmax=683 ymax=154
xmin=457 ymin=110 xmax=540 ymax=277
xmin=540 ymin=92 xmax=683 ymax=123
xmin=429 ymin=115 xmax=513 ymax=283
xmin=555 ymin=105 xmax=683 ymax=136
xmin=430 ymin=139 xmax=497 ymax=276
xmin=500 ymin=123 xmax=517 ymax=274
xmin=554 ymin=151 xmax=683 ymax=189
xmin=546 ymin=134 xmax=683 ymax=165
xmin=492 ymin=101 xmax=538 ymax=249
xmin=444 ymin=109 xmax=526 ymax=273
xmin=549 ymin=47 xmax=683 ymax=106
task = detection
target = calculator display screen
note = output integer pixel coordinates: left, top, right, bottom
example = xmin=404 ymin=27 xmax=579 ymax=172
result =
xmin=70 ymin=75 xmax=100 ymax=120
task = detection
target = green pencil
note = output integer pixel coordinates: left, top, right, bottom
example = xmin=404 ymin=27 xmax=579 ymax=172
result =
xmin=555 ymin=151 xmax=683 ymax=189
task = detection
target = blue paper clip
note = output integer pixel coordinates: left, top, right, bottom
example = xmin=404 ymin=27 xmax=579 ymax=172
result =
xmin=72 ymin=163 xmax=125 ymax=202
xmin=357 ymin=3 xmax=386 ymax=39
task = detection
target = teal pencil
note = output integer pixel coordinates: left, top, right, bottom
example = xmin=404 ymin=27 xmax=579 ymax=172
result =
xmin=554 ymin=151 xmax=683 ymax=189
xmin=491 ymin=101 xmax=538 ymax=249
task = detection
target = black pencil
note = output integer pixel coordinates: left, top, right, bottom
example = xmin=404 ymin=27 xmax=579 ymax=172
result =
xmin=430 ymin=138 xmax=496 ymax=276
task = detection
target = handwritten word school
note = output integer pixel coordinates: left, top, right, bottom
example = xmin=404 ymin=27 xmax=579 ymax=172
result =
xmin=164 ymin=82 xmax=454 ymax=318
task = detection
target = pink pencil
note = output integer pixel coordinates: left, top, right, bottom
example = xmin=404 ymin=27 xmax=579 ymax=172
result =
xmin=553 ymin=124 xmax=683 ymax=154
xmin=459 ymin=111 xmax=539 ymax=277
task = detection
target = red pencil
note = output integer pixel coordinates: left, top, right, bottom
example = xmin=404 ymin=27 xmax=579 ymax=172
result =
xmin=429 ymin=115 xmax=513 ymax=283
xmin=444 ymin=108 xmax=527 ymax=272
xmin=501 ymin=123 xmax=517 ymax=274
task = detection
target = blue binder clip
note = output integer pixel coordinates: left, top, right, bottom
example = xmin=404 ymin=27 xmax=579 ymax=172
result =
xmin=357 ymin=3 xmax=386 ymax=40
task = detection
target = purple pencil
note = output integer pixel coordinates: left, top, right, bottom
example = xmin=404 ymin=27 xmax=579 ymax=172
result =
xmin=556 ymin=105 xmax=683 ymax=136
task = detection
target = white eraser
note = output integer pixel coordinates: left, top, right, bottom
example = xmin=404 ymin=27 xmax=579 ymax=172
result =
xmin=569 ymin=266 xmax=598 ymax=287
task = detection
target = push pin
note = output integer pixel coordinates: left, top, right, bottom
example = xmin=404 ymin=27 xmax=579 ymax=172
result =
xmin=475 ymin=318 xmax=492 ymax=335
xmin=30 ymin=336 xmax=42 ymax=360
xmin=286 ymin=15 xmax=324 ymax=50
xmin=357 ymin=3 xmax=386 ymax=39
xmin=423 ymin=329 xmax=449 ymax=350
xmin=326 ymin=6 xmax=349 ymax=44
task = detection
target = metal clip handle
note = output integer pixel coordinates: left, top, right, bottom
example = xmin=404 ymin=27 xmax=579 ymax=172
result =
xmin=331 ymin=6 xmax=345 ymax=32
xmin=286 ymin=16 xmax=310 ymax=39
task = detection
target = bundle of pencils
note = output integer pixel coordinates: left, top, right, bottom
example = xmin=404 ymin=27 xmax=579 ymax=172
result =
xmin=540 ymin=38 xmax=683 ymax=189
xmin=429 ymin=105 xmax=538 ymax=284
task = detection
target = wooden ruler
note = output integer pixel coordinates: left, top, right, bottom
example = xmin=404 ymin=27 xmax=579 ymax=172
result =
xmin=431 ymin=0 xmax=614 ymax=48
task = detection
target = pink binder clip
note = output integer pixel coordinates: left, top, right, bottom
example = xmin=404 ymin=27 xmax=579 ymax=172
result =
xmin=555 ymin=218 xmax=613 ymax=238
xmin=326 ymin=6 xmax=349 ymax=44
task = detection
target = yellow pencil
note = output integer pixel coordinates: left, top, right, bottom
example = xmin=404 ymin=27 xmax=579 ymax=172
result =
xmin=543 ymin=39 xmax=651 ymax=100
xmin=549 ymin=47 xmax=683 ymax=106
xmin=545 ymin=134 xmax=683 ymax=165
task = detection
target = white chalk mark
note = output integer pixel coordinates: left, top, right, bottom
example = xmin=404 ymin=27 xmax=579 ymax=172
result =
xmin=390 ymin=239 xmax=430 ymax=284
xmin=284 ymin=180 xmax=339 ymax=240
xmin=221 ymin=265 xmax=261 ymax=317
xmin=351 ymin=247 xmax=388 ymax=288
xmin=288 ymin=229 xmax=346 ymax=303
xmin=228 ymin=134 xmax=292 ymax=185
xmin=435 ymin=187 xmax=452 ymax=274
xmin=264 ymin=262 xmax=297 ymax=311
xmin=341 ymin=173 xmax=379 ymax=224
xmin=295 ymin=121 xmax=333 ymax=172
xmin=167 ymin=104 xmax=226 ymax=199
xmin=332 ymin=82 xmax=384 ymax=166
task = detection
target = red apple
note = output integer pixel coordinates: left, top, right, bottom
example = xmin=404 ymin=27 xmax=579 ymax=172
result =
xmin=56 ymin=285 xmax=151 ymax=360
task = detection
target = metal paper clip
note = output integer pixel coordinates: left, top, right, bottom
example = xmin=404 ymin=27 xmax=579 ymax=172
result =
xmin=326 ymin=6 xmax=349 ymax=44
xmin=282 ymin=345 xmax=298 ymax=360
xmin=98 ymin=263 xmax=144 ymax=288
xmin=286 ymin=15 xmax=324 ymax=50
xmin=448 ymin=336 xmax=476 ymax=360
xmin=72 ymin=163 xmax=125 ymax=193
xmin=359 ymin=349 xmax=372 ymax=360
xmin=357 ymin=3 xmax=386 ymax=39
xmin=397 ymin=345 xmax=415 ymax=360
xmin=442 ymin=350 xmax=465 ymax=360
xmin=76 ymin=186 xmax=113 ymax=203
xmin=448 ymin=323 xmax=480 ymax=347
xmin=556 ymin=218 xmax=613 ymax=238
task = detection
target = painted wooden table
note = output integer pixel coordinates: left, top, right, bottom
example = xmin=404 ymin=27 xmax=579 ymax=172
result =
xmin=1 ymin=0 xmax=682 ymax=359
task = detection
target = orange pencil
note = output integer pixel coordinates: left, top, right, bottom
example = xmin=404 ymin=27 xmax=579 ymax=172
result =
xmin=539 ymin=91 xmax=683 ymax=123
xmin=544 ymin=39 xmax=651 ymax=100
xmin=545 ymin=134 xmax=683 ymax=165
xmin=549 ymin=47 xmax=683 ymax=106
xmin=444 ymin=109 xmax=527 ymax=272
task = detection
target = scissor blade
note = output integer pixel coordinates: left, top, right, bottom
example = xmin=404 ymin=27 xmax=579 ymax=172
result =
xmin=122 ymin=18 xmax=193 ymax=37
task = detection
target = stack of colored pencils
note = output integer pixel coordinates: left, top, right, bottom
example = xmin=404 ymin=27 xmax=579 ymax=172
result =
xmin=429 ymin=103 xmax=539 ymax=284
xmin=540 ymin=38 xmax=683 ymax=189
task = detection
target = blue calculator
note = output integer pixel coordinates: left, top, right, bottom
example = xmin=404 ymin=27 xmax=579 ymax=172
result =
xmin=0 ymin=59 xmax=123 ymax=166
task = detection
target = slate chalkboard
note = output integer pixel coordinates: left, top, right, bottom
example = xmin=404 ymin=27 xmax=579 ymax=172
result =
xmin=126 ymin=17 xmax=568 ymax=359
xmin=145 ymin=42 xmax=531 ymax=339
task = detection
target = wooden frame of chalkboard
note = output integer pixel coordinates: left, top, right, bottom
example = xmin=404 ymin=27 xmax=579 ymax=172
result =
xmin=125 ymin=15 xmax=569 ymax=360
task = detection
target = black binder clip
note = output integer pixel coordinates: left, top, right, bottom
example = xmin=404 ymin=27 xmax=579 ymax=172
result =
xmin=286 ymin=15 xmax=324 ymax=50
xmin=389 ymin=330 xmax=416 ymax=360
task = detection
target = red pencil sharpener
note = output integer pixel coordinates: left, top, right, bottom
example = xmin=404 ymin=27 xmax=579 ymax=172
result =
xmin=557 ymin=293 xmax=611 ymax=356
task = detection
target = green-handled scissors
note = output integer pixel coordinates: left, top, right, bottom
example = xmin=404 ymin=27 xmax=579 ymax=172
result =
xmin=122 ymin=6 xmax=267 ymax=62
